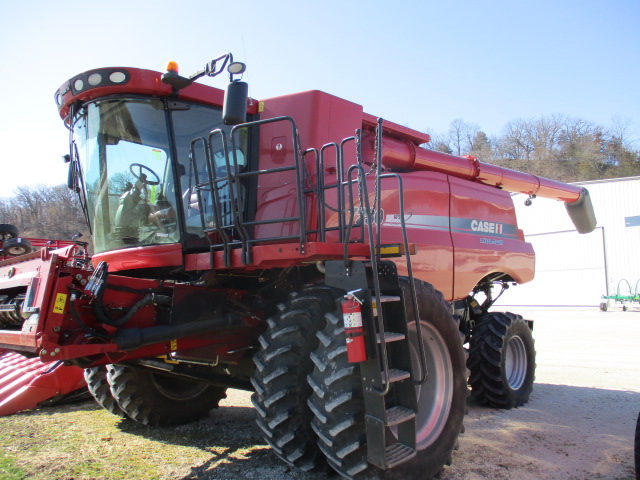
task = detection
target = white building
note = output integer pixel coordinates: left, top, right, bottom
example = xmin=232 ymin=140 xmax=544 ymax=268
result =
xmin=495 ymin=176 xmax=640 ymax=307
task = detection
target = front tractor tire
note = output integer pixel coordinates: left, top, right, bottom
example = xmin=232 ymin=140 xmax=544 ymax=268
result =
xmin=250 ymin=286 xmax=336 ymax=472
xmin=307 ymin=279 xmax=468 ymax=479
xmin=107 ymin=364 xmax=226 ymax=426
xmin=84 ymin=366 xmax=127 ymax=417
xmin=468 ymin=312 xmax=536 ymax=409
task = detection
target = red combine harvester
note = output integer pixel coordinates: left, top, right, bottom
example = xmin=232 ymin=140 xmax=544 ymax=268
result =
xmin=0 ymin=225 xmax=85 ymax=415
xmin=0 ymin=53 xmax=595 ymax=478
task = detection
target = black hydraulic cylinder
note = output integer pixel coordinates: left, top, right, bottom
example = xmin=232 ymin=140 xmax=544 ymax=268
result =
xmin=114 ymin=314 xmax=241 ymax=350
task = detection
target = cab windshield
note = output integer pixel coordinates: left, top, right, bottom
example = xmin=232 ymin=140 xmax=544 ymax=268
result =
xmin=72 ymin=97 xmax=247 ymax=254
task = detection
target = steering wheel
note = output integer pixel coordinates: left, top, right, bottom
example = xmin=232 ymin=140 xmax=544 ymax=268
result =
xmin=130 ymin=163 xmax=160 ymax=186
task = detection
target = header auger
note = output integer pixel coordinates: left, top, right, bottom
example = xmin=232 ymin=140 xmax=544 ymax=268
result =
xmin=0 ymin=53 xmax=595 ymax=478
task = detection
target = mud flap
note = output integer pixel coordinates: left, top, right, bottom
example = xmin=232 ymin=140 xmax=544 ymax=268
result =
xmin=0 ymin=349 xmax=86 ymax=416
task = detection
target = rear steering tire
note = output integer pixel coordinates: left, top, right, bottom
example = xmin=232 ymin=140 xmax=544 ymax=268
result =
xmin=468 ymin=312 xmax=536 ymax=409
xmin=307 ymin=279 xmax=468 ymax=479
xmin=107 ymin=364 xmax=226 ymax=426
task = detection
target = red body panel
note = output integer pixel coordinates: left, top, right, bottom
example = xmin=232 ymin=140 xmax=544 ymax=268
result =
xmin=320 ymin=171 xmax=534 ymax=301
xmin=0 ymin=248 xmax=72 ymax=351
xmin=253 ymin=91 xmax=363 ymax=240
xmin=92 ymin=243 xmax=184 ymax=272
xmin=448 ymin=177 xmax=534 ymax=298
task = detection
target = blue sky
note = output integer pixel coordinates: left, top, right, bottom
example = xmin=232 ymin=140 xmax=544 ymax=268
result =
xmin=0 ymin=0 xmax=638 ymax=196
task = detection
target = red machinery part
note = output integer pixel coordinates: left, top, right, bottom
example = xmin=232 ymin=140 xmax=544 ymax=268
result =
xmin=0 ymin=349 xmax=86 ymax=416
xmin=342 ymin=294 xmax=367 ymax=363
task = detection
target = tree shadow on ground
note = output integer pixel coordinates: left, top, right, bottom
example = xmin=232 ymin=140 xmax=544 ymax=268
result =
xmin=115 ymin=403 xmax=333 ymax=479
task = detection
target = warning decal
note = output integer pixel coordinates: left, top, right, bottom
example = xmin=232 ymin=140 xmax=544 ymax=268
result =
xmin=53 ymin=293 xmax=67 ymax=314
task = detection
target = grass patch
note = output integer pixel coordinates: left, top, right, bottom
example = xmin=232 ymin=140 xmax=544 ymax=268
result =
xmin=0 ymin=451 xmax=25 ymax=480
xmin=0 ymin=396 xmax=283 ymax=480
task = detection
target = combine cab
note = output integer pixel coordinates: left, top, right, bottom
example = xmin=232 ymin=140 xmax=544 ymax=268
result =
xmin=0 ymin=54 xmax=596 ymax=477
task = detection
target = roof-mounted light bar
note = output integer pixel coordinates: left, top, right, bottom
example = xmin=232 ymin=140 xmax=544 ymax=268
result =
xmin=57 ymin=69 xmax=130 ymax=106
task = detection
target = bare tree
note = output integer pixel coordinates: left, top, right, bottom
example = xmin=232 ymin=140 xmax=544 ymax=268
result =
xmin=448 ymin=119 xmax=479 ymax=156
xmin=0 ymin=184 xmax=89 ymax=242
xmin=424 ymin=129 xmax=453 ymax=154
xmin=470 ymin=131 xmax=493 ymax=161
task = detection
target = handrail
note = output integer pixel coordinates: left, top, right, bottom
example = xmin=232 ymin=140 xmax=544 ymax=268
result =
xmin=344 ymin=163 xmax=391 ymax=395
xmin=230 ymin=116 xmax=306 ymax=261
xmin=379 ymin=173 xmax=428 ymax=385
xmin=319 ymin=143 xmax=340 ymax=241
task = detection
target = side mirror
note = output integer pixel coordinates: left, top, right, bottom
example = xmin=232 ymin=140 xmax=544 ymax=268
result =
xmin=223 ymin=81 xmax=248 ymax=125
xmin=67 ymin=159 xmax=79 ymax=192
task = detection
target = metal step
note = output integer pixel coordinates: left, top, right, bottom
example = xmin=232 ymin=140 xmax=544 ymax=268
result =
xmin=372 ymin=295 xmax=401 ymax=316
xmin=387 ymin=368 xmax=411 ymax=383
xmin=385 ymin=405 xmax=416 ymax=426
xmin=376 ymin=332 xmax=405 ymax=344
xmin=385 ymin=443 xmax=417 ymax=469
xmin=378 ymin=295 xmax=401 ymax=303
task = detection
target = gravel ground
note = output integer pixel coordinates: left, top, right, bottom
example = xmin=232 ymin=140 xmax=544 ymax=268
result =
xmin=219 ymin=306 xmax=640 ymax=479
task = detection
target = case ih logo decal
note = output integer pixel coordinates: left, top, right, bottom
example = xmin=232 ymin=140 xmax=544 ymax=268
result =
xmin=451 ymin=218 xmax=517 ymax=238
xmin=470 ymin=220 xmax=503 ymax=234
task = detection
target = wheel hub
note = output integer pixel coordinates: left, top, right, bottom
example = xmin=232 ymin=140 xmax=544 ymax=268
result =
xmin=505 ymin=335 xmax=527 ymax=390
xmin=409 ymin=322 xmax=454 ymax=450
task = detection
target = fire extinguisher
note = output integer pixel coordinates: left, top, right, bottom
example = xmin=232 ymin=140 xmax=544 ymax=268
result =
xmin=342 ymin=290 xmax=367 ymax=363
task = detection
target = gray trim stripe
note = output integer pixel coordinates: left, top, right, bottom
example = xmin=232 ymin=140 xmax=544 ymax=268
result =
xmin=384 ymin=214 xmax=519 ymax=239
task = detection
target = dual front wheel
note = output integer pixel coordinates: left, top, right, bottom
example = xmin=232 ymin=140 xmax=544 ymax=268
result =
xmin=251 ymin=280 xmax=469 ymax=479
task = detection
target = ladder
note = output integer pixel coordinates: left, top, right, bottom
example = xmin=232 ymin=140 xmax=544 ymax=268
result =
xmin=323 ymin=118 xmax=428 ymax=470
xmin=324 ymin=260 xmax=419 ymax=469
